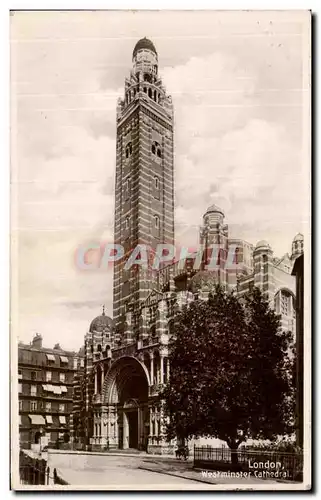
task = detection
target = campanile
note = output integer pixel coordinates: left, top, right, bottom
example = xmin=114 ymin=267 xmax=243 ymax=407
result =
xmin=113 ymin=38 xmax=174 ymax=332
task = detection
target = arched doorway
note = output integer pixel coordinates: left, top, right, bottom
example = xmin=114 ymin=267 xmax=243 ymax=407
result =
xmin=103 ymin=356 xmax=149 ymax=450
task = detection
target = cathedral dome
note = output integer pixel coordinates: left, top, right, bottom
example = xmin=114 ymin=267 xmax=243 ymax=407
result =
xmin=205 ymin=204 xmax=225 ymax=217
xmin=189 ymin=270 xmax=218 ymax=293
xmin=133 ymin=37 xmax=157 ymax=58
xmin=89 ymin=308 xmax=113 ymax=333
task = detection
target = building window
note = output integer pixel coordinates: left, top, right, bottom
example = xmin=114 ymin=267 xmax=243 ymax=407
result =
xmin=125 ymin=178 xmax=130 ymax=200
xmin=19 ymin=415 xmax=22 ymax=425
xmin=154 ymin=176 xmax=159 ymax=190
xmin=46 ymin=402 xmax=51 ymax=412
xmin=73 ymin=358 xmax=78 ymax=370
xmin=80 ymin=359 xmax=84 ymax=368
xmin=154 ymin=215 xmax=159 ymax=229
xmin=18 ymin=370 xmax=22 ymax=380
xmin=30 ymin=385 xmax=37 ymax=397
xmin=30 ymin=401 xmax=37 ymax=412
xmin=19 ymin=401 xmax=23 ymax=411
xmin=46 ymin=371 xmax=52 ymax=382
xmin=59 ymin=404 xmax=65 ymax=413
xmin=151 ymin=141 xmax=162 ymax=159
xmin=59 ymin=373 xmax=65 ymax=383
xmin=18 ymin=383 xmax=22 ymax=393
xmin=31 ymin=371 xmax=37 ymax=381
xmin=125 ymin=142 xmax=132 ymax=159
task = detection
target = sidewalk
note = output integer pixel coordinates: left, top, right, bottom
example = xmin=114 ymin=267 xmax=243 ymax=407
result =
xmin=138 ymin=457 xmax=280 ymax=485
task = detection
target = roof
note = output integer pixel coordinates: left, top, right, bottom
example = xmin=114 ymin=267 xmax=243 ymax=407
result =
xmin=133 ymin=37 xmax=157 ymax=58
xmin=255 ymin=240 xmax=270 ymax=249
xmin=205 ymin=204 xmax=225 ymax=216
xmin=293 ymin=232 xmax=304 ymax=242
xmin=89 ymin=309 xmax=113 ymax=333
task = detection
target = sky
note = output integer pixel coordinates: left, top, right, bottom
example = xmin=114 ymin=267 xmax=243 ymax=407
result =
xmin=10 ymin=10 xmax=310 ymax=351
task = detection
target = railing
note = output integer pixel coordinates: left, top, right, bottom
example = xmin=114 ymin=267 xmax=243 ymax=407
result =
xmin=193 ymin=446 xmax=303 ymax=482
xmin=19 ymin=451 xmax=49 ymax=485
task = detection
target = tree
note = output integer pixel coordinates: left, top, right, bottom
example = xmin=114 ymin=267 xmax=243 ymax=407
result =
xmin=162 ymin=286 xmax=294 ymax=465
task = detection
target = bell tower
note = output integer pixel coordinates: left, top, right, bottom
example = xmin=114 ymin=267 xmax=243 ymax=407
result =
xmin=113 ymin=38 xmax=174 ymax=333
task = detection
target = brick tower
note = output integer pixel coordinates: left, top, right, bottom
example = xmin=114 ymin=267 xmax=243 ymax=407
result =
xmin=113 ymin=37 xmax=174 ymax=333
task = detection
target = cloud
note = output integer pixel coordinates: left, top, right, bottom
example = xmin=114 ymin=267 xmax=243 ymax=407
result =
xmin=11 ymin=12 xmax=307 ymax=350
xmin=163 ymin=51 xmax=304 ymax=256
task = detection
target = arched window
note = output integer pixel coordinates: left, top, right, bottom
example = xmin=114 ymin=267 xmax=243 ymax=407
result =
xmin=154 ymin=215 xmax=159 ymax=229
xmin=144 ymin=87 xmax=147 ymax=94
xmin=125 ymin=142 xmax=132 ymax=159
xmin=151 ymin=141 xmax=162 ymax=159
xmin=125 ymin=178 xmax=130 ymax=200
xmin=262 ymin=254 xmax=268 ymax=274
xmin=154 ymin=90 xmax=157 ymax=102
xmin=148 ymin=88 xmax=152 ymax=98
xmin=97 ymin=344 xmax=102 ymax=352
xmin=154 ymin=176 xmax=159 ymax=189
xmin=97 ymin=365 xmax=102 ymax=393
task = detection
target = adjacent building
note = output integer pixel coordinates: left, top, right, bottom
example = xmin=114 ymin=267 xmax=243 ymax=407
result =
xmin=292 ymin=248 xmax=304 ymax=448
xmin=18 ymin=334 xmax=77 ymax=450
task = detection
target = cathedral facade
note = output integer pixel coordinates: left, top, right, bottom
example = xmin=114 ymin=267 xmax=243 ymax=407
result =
xmin=73 ymin=38 xmax=302 ymax=454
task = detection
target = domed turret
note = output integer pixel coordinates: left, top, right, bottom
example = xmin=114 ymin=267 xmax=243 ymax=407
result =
xmin=133 ymin=37 xmax=157 ymax=58
xmin=203 ymin=203 xmax=225 ymax=227
xmin=205 ymin=204 xmax=225 ymax=217
xmin=89 ymin=306 xmax=113 ymax=333
xmin=255 ymin=240 xmax=270 ymax=250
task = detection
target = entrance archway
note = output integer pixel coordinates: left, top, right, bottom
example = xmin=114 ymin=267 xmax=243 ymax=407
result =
xmin=102 ymin=356 xmax=149 ymax=450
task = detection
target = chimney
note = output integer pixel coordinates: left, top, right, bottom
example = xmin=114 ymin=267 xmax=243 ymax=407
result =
xmin=32 ymin=334 xmax=42 ymax=349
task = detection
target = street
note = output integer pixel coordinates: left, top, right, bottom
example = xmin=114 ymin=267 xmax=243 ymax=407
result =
xmin=47 ymin=453 xmax=210 ymax=489
xmin=45 ymin=452 xmax=283 ymax=489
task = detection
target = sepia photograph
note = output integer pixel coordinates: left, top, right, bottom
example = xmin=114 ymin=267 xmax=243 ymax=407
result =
xmin=10 ymin=9 xmax=311 ymax=490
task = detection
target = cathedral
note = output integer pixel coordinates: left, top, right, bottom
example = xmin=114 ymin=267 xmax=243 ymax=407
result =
xmin=72 ymin=38 xmax=303 ymax=454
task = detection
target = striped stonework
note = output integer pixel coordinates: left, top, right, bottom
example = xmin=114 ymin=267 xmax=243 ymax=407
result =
xmin=113 ymin=44 xmax=174 ymax=334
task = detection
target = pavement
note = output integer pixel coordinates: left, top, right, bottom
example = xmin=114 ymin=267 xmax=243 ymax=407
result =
xmin=47 ymin=454 xmax=208 ymax=489
xmin=45 ymin=451 xmax=289 ymax=489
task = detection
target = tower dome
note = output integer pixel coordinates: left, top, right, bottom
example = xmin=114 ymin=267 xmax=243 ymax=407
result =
xmin=133 ymin=37 xmax=157 ymax=58
xmin=293 ymin=233 xmax=304 ymax=242
xmin=255 ymin=240 xmax=270 ymax=250
xmin=205 ymin=204 xmax=225 ymax=217
xmin=89 ymin=307 xmax=113 ymax=333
